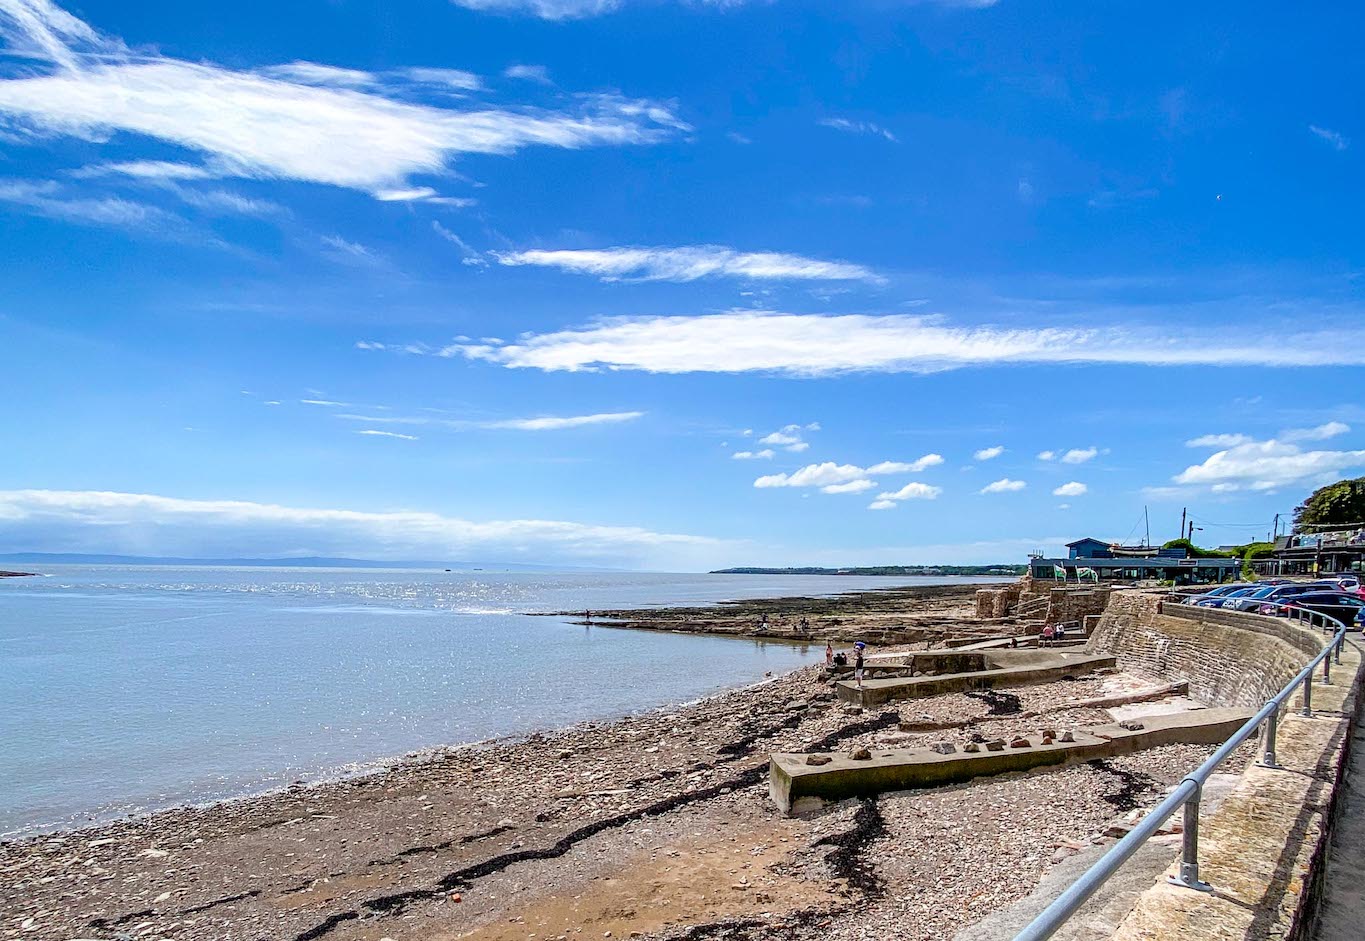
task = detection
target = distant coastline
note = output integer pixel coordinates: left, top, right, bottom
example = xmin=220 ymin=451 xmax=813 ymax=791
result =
xmin=0 ymin=571 xmax=36 ymax=578
xmin=710 ymin=564 xmax=1027 ymax=577
xmin=0 ymin=552 xmax=600 ymax=572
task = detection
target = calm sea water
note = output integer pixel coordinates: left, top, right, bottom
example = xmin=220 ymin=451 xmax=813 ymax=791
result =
xmin=0 ymin=565 xmax=1004 ymax=837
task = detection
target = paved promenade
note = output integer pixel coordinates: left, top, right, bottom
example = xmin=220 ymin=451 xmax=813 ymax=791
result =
xmin=1312 ymin=637 xmax=1365 ymax=941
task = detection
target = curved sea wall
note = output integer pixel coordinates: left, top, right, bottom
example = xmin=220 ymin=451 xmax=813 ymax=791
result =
xmin=1088 ymin=590 xmax=1325 ymax=707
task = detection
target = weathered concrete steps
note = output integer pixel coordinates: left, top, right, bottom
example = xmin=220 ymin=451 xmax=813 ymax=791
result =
xmin=836 ymin=650 xmax=1118 ymax=707
xmin=769 ymin=707 xmax=1254 ymax=815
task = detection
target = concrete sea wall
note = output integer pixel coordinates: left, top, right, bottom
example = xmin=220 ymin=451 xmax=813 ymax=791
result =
xmin=1087 ymin=591 xmax=1324 ymax=708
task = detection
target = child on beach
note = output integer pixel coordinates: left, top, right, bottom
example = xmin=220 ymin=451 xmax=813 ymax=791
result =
xmin=825 ymin=642 xmax=834 ymax=665
xmin=854 ymin=641 xmax=867 ymax=687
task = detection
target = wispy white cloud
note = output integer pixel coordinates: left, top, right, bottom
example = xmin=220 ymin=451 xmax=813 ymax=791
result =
xmin=492 ymin=246 xmax=880 ymax=283
xmin=822 ymin=479 xmax=877 ymax=495
xmin=444 ymin=311 xmax=1365 ymax=376
xmin=71 ymin=160 xmax=215 ymax=180
xmin=504 ymin=64 xmax=552 ymax=84
xmin=1173 ymin=432 xmax=1365 ymax=492
xmin=818 ymin=117 xmax=898 ymax=143
xmin=757 ymin=422 xmax=820 ymax=453
xmin=980 ymin=478 xmax=1026 ymax=494
xmin=0 ymin=178 xmax=188 ymax=234
xmin=1309 ymin=124 xmax=1349 ymax=151
xmin=973 ymin=445 xmax=1005 ymax=461
xmin=869 ymin=482 xmax=943 ymax=510
xmin=321 ymin=234 xmax=378 ymax=263
xmin=482 ymin=411 xmax=643 ymax=430
xmin=1283 ymin=421 xmax=1350 ymax=442
xmin=450 ymin=0 xmax=995 ymax=19
xmin=867 ymin=455 xmax=943 ymax=473
xmin=756 ymin=458 xmax=940 ymax=500
xmin=1060 ymin=447 xmax=1098 ymax=464
xmin=355 ymin=429 xmax=418 ymax=440
xmin=754 ymin=463 xmax=869 ymax=489
xmin=301 ymin=398 xmax=351 ymax=407
xmin=0 ymin=488 xmax=732 ymax=569
xmin=732 ymin=449 xmax=775 ymax=460
xmin=450 ymin=0 xmax=620 ymax=18
xmin=0 ymin=2 xmax=686 ymax=197
xmin=432 ymin=221 xmax=488 ymax=266
xmin=258 ymin=61 xmax=378 ymax=89
xmin=1052 ymin=481 xmax=1088 ymax=497
xmin=1186 ymin=433 xmax=1253 ymax=448
xmin=0 ymin=0 xmax=100 ymax=70
xmin=334 ymin=410 xmax=643 ymax=431
xmin=1036 ymin=450 xmax=1056 ymax=461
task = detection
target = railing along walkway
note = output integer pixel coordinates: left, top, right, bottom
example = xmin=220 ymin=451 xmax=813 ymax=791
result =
xmin=1012 ymin=595 xmax=1353 ymax=941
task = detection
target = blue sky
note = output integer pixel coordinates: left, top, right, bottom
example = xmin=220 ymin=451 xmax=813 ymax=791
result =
xmin=1 ymin=0 xmax=1363 ymax=570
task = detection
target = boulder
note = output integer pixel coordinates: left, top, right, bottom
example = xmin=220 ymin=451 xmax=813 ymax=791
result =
xmin=805 ymin=754 xmax=832 ymax=766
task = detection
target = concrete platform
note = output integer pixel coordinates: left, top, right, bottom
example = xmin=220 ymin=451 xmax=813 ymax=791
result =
xmin=835 ymin=650 xmax=1118 ymax=706
xmin=769 ymin=707 xmax=1254 ymax=814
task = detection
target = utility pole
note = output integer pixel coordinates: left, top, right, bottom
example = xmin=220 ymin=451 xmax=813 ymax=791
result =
xmin=1273 ymin=513 xmax=1280 ymax=540
xmin=1187 ymin=519 xmax=1195 ymax=542
xmin=1180 ymin=507 xmax=1187 ymax=542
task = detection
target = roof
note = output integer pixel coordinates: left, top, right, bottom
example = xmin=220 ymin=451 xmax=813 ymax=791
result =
xmin=1065 ymin=537 xmax=1110 ymax=548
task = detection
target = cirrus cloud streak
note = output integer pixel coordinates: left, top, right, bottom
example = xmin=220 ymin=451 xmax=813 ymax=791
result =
xmin=444 ymin=311 xmax=1365 ymax=376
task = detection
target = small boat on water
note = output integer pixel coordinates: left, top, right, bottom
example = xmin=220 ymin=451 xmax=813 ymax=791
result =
xmin=1110 ymin=544 xmax=1161 ymax=557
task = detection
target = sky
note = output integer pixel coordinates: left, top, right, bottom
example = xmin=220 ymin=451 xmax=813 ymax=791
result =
xmin=1 ymin=0 xmax=1363 ymax=571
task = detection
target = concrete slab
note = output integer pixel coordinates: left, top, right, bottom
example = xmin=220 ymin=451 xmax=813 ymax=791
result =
xmin=769 ymin=707 xmax=1255 ymax=814
xmin=836 ymin=651 xmax=1118 ymax=706
xmin=1106 ymin=697 xmax=1205 ymax=723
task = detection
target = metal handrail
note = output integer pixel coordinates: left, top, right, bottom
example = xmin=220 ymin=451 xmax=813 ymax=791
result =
xmin=1012 ymin=594 xmax=1353 ymax=941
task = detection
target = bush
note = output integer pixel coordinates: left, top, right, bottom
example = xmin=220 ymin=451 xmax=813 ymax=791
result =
xmin=1160 ymin=538 xmax=1234 ymax=559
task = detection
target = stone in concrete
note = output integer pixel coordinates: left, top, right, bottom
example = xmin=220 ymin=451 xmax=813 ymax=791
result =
xmin=768 ymin=708 xmax=1254 ymax=814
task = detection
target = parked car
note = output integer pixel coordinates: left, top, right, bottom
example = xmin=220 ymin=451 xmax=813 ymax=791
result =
xmin=1183 ymin=584 xmax=1252 ymax=604
xmin=1225 ymin=583 xmax=1322 ymax=612
xmin=1194 ymin=585 xmax=1260 ymax=608
xmin=1271 ymin=592 xmax=1365 ymax=628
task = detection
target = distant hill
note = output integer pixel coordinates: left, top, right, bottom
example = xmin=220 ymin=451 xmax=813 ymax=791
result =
xmin=0 ymin=553 xmax=600 ymax=572
xmin=710 ymin=565 xmax=1025 ymax=577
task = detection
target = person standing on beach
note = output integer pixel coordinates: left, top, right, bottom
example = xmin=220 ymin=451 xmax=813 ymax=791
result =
xmin=854 ymin=641 xmax=867 ymax=688
xmin=825 ymin=642 xmax=834 ymax=666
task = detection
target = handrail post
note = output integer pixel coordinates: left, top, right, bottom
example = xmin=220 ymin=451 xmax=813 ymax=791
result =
xmin=1260 ymin=706 xmax=1280 ymax=768
xmin=1301 ymin=670 xmax=1314 ymax=717
xmin=1166 ymin=784 xmax=1212 ymax=892
xmin=1323 ymin=650 xmax=1332 ymax=685
xmin=1335 ymin=632 xmax=1344 ymax=665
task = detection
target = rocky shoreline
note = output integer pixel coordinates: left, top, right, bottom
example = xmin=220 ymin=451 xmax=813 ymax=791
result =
xmin=0 ymin=635 xmax=1242 ymax=941
xmin=544 ymin=581 xmax=1014 ymax=646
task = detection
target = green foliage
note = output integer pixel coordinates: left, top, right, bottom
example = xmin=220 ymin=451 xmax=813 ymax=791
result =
xmin=1160 ymin=538 xmax=1234 ymax=559
xmin=1294 ymin=477 xmax=1365 ymax=529
xmin=1235 ymin=541 xmax=1277 ymax=579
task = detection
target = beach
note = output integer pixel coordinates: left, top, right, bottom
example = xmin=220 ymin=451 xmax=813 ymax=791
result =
xmin=0 ymin=579 xmax=1244 ymax=941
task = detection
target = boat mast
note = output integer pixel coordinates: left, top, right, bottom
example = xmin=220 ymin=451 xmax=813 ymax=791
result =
xmin=1144 ymin=506 xmax=1150 ymax=547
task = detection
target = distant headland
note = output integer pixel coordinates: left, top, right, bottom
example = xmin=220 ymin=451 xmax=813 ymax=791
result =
xmin=710 ymin=564 xmax=1027 ymax=577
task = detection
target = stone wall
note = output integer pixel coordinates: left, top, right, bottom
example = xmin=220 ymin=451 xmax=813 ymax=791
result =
xmin=974 ymin=584 xmax=1022 ymax=618
xmin=1088 ymin=591 xmax=1327 ymax=707
xmin=974 ymin=581 xmax=1112 ymax=627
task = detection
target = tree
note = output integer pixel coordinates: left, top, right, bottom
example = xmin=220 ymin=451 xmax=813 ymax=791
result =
xmin=1293 ymin=477 xmax=1365 ymax=530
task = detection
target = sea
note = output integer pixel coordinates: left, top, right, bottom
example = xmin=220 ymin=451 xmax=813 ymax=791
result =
xmin=0 ymin=565 xmax=1006 ymax=838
